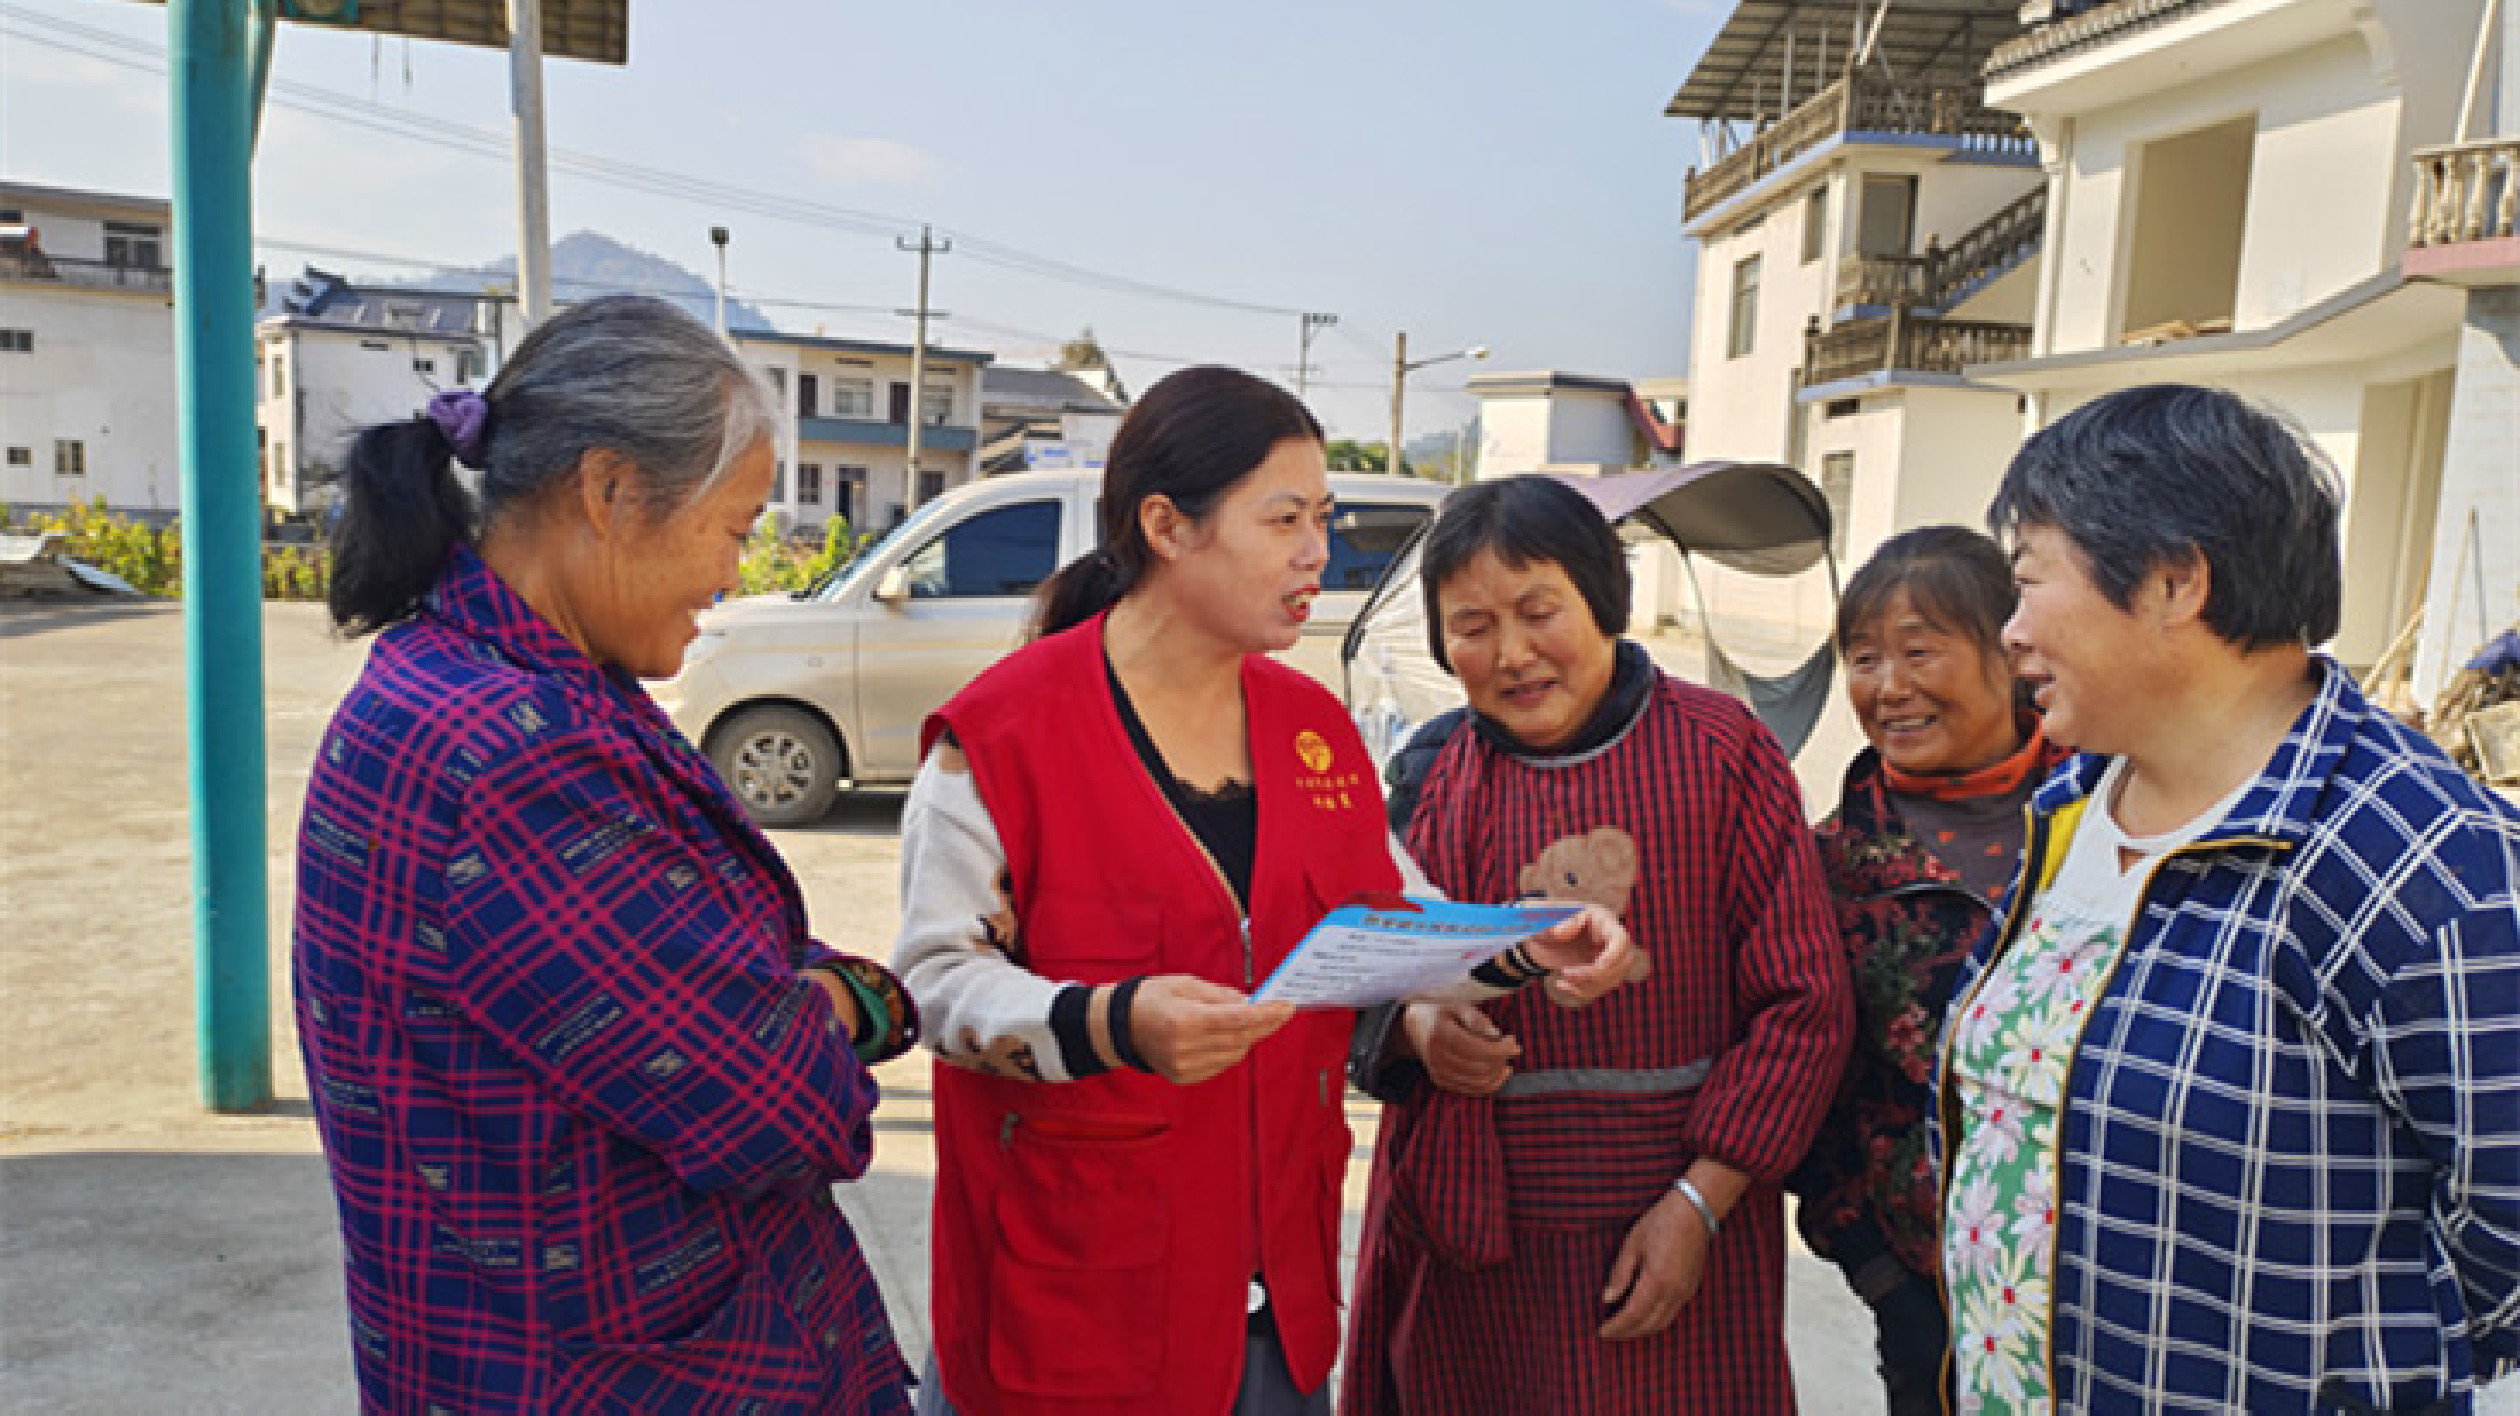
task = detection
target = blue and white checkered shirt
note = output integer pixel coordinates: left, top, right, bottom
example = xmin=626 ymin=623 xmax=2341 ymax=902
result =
xmin=1936 ymin=657 xmax=2520 ymax=1413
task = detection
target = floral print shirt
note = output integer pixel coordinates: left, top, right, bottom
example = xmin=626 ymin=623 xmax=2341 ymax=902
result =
xmin=1944 ymin=758 xmax=2245 ymax=1414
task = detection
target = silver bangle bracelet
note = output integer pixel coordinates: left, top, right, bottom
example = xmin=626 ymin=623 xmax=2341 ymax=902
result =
xmin=1672 ymin=1175 xmax=1722 ymax=1238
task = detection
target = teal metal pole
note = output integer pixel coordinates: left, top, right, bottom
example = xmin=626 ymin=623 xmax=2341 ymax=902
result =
xmin=171 ymin=0 xmax=273 ymax=1111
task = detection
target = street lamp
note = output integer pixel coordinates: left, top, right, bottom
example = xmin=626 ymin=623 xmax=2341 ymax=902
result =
xmin=1391 ymin=333 xmax=1487 ymax=478
xmin=709 ymin=225 xmax=730 ymax=338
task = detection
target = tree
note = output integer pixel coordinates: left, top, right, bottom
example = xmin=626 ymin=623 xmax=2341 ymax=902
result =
xmin=1325 ymin=439 xmax=1409 ymax=475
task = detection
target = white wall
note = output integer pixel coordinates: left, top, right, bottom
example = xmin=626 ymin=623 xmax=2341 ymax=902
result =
xmin=1687 ymin=202 xmax=1823 ymax=462
xmin=258 ymin=325 xmax=483 ymax=515
xmin=2039 ymin=31 xmax=2451 ymax=357
xmin=0 ymin=285 xmax=179 ymax=517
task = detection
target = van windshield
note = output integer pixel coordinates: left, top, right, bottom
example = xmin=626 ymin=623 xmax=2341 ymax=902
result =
xmin=801 ymin=494 xmax=961 ymax=601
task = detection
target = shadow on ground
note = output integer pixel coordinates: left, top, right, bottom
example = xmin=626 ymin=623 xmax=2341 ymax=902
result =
xmin=0 ymin=600 xmax=179 ymax=640
xmin=0 ymin=1149 xmax=946 ymax=1414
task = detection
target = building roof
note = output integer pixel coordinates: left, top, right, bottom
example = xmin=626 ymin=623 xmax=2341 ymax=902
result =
xmin=0 ymin=180 xmax=170 ymax=221
xmin=1665 ymin=0 xmax=2026 ymax=122
xmin=980 ymin=366 xmax=1126 ymax=414
xmin=1467 ymin=370 xmax=1635 ymax=398
xmin=733 ymin=329 xmax=993 ymax=365
xmin=259 ymin=268 xmax=488 ymax=337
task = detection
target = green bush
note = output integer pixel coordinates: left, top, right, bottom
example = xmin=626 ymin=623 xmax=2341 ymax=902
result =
xmin=737 ymin=513 xmax=862 ymax=596
xmin=18 ymin=497 xmax=339 ymax=601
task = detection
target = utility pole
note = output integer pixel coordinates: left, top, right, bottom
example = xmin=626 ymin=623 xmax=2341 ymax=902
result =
xmin=709 ymin=225 xmax=729 ymax=338
xmin=506 ymin=0 xmax=550 ymax=326
xmin=1389 ymin=331 xmax=1409 ymax=476
xmin=1295 ymin=311 xmax=1336 ymax=399
xmin=897 ymin=224 xmax=951 ymax=510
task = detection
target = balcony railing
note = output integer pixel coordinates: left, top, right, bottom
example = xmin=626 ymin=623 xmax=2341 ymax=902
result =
xmin=0 ymin=250 xmax=175 ymax=293
xmin=1834 ymin=183 xmax=2049 ymax=311
xmin=2408 ymin=139 xmax=2518 ymax=248
xmin=1803 ymin=309 xmax=2033 ymax=387
xmin=1684 ymin=68 xmax=2034 ymax=225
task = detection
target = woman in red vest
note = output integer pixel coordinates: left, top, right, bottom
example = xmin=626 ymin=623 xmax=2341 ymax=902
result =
xmin=892 ymin=366 xmax=1635 ymax=1415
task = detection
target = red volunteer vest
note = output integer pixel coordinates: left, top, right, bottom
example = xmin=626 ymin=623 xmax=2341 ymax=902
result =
xmin=922 ymin=614 xmax=1398 ymax=1416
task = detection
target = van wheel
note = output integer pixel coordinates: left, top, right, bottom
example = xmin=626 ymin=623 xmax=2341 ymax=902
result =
xmin=708 ymin=706 xmax=843 ymax=828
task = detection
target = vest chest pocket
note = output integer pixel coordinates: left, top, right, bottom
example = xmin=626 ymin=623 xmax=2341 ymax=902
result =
xmin=1023 ymin=888 xmax=1167 ymax=986
xmin=987 ymin=1112 xmax=1174 ymax=1397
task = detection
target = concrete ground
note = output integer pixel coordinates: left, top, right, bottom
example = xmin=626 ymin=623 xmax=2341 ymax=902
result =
xmin=1 ymin=597 xmax=1898 ymax=1412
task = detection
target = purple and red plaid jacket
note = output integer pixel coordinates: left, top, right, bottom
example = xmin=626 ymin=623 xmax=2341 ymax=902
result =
xmin=293 ymin=546 xmax=911 ymax=1413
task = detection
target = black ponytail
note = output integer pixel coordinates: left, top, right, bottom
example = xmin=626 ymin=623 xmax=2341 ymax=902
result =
xmin=327 ymin=418 xmax=477 ymax=637
xmin=1027 ymin=364 xmax=1321 ymax=642
xmin=1030 ymin=548 xmax=1133 ymax=642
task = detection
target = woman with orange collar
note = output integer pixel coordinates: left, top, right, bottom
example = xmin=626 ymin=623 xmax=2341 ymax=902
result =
xmin=890 ymin=367 xmax=1635 ymax=1415
xmin=1789 ymin=525 xmax=2065 ymax=1414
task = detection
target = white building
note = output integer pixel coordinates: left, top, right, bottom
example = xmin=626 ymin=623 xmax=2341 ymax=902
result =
xmin=1466 ymin=369 xmax=1688 ymax=482
xmin=733 ymin=331 xmax=992 ymax=533
xmin=254 ymin=269 xmax=497 ymax=518
xmin=1667 ymin=0 xmax=2042 ymax=569
xmin=978 ymin=366 xmax=1125 ymax=474
xmin=0 ymin=181 xmax=180 ymax=520
xmin=1973 ymin=0 xmax=2515 ymax=693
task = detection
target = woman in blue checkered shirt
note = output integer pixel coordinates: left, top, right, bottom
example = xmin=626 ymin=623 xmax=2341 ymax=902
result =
xmin=1936 ymin=384 xmax=2519 ymax=1414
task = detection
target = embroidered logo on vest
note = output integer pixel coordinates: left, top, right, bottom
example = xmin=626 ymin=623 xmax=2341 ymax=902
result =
xmin=1295 ymin=729 xmax=1335 ymax=774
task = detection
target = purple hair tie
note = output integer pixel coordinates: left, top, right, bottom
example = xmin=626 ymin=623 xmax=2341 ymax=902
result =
xmin=426 ymin=389 xmax=491 ymax=470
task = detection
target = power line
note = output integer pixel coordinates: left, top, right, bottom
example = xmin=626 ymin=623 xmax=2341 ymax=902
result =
xmin=1 ymin=5 xmax=1321 ymax=321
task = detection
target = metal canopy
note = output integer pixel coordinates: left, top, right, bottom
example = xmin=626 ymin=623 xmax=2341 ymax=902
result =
xmin=1666 ymin=0 xmax=2024 ymax=122
xmin=120 ymin=0 xmax=627 ymax=64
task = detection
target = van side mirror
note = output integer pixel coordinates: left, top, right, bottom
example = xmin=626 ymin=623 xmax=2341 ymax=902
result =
xmin=873 ymin=566 xmax=911 ymax=604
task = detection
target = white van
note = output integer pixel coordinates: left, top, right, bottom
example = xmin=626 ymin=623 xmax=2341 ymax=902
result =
xmin=656 ymin=467 xmax=1450 ymax=826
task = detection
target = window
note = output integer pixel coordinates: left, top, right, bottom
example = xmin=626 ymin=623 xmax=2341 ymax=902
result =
xmin=273 ymin=442 xmax=285 ymax=484
xmin=916 ymin=468 xmax=946 ymax=504
xmin=54 ymin=440 xmax=85 ymax=476
xmin=836 ymin=466 xmax=866 ymax=524
xmin=1824 ymin=398 xmax=1860 ymax=419
xmin=456 ymin=348 xmax=484 ymax=384
xmin=798 ymin=463 xmax=824 ymax=506
xmin=1820 ymin=451 xmax=1855 ymax=558
xmin=1326 ymin=503 xmax=1434 ymax=590
xmin=412 ymin=358 xmax=435 ymax=376
xmin=1857 ymin=175 xmax=1916 ymax=258
xmin=360 ymin=339 xmax=393 ymax=351
xmin=766 ymin=367 xmax=787 ymax=398
xmin=103 ymin=221 xmax=161 ymax=269
xmin=271 ymin=354 xmax=285 ymax=398
xmin=1802 ymin=187 xmax=1828 ymax=264
xmin=797 ymin=374 xmax=820 ymax=419
xmin=1728 ymin=255 xmax=1762 ymax=359
xmin=919 ymin=383 xmax=954 ymax=427
xmin=2121 ymin=115 xmax=2254 ymax=340
xmin=888 ymin=383 xmax=912 ymax=425
xmin=831 ymin=376 xmax=874 ymax=419
xmin=6 ymin=447 xmax=30 ymax=466
xmin=0 ymin=328 xmax=31 ymax=353
xmin=771 ymin=460 xmax=787 ymax=503
xmin=900 ymin=499 xmax=1059 ymax=598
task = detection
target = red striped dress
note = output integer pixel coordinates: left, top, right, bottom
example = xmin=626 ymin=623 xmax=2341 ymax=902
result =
xmin=1343 ymin=673 xmax=1853 ymax=1414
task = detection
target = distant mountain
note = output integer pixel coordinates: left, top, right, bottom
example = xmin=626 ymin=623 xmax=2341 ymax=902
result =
xmin=409 ymin=231 xmax=779 ymax=333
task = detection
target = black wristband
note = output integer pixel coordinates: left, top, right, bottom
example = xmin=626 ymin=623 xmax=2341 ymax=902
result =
xmin=1106 ymin=976 xmax=1154 ymax=1074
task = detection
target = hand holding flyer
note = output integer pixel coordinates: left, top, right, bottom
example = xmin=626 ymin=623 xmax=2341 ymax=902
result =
xmin=1251 ymin=894 xmax=1580 ymax=1010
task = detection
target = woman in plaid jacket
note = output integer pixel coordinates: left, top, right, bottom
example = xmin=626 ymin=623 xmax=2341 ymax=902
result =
xmin=295 ymin=297 xmax=918 ymax=1413
xmin=1936 ymin=385 xmax=2519 ymax=1413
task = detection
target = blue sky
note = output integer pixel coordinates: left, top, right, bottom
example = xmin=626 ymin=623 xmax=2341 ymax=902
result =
xmin=3 ymin=0 xmax=1728 ymax=443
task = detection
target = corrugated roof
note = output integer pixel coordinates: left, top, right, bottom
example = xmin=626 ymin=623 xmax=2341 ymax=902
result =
xmin=115 ymin=0 xmax=626 ymax=64
xmin=1666 ymin=1 xmax=2025 ymax=122
xmin=980 ymin=367 xmax=1124 ymax=413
